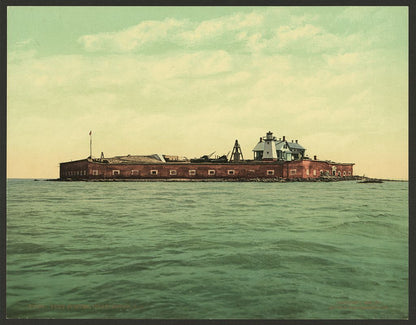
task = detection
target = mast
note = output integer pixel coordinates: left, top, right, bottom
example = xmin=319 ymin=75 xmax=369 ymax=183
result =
xmin=89 ymin=130 xmax=92 ymax=158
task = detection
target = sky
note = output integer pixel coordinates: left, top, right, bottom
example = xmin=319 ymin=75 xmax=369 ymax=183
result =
xmin=7 ymin=6 xmax=408 ymax=179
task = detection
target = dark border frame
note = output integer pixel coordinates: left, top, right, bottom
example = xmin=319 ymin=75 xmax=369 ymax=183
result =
xmin=1 ymin=1 xmax=414 ymax=324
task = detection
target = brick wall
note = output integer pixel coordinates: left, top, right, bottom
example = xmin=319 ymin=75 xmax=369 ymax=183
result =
xmin=60 ymin=160 xmax=285 ymax=179
xmin=282 ymin=160 xmax=354 ymax=179
xmin=60 ymin=159 xmax=353 ymax=180
xmin=60 ymin=160 xmax=89 ymax=179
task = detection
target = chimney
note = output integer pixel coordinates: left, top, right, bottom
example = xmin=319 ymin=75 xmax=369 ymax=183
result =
xmin=314 ymin=155 xmax=317 ymax=160
xmin=283 ymin=136 xmax=285 ymax=141
xmin=292 ymin=139 xmax=294 ymax=142
xmin=260 ymin=137 xmax=262 ymax=142
xmin=295 ymin=140 xmax=298 ymax=143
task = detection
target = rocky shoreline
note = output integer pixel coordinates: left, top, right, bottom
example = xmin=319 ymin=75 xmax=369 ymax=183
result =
xmin=42 ymin=175 xmax=395 ymax=183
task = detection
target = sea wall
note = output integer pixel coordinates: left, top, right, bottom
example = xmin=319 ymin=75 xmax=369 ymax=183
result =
xmin=61 ymin=161 xmax=284 ymax=180
xmin=283 ymin=160 xmax=354 ymax=179
xmin=59 ymin=159 xmax=89 ymax=179
xmin=60 ymin=159 xmax=354 ymax=181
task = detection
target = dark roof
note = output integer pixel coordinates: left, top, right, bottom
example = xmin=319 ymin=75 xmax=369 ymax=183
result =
xmin=252 ymin=141 xmax=265 ymax=152
xmin=287 ymin=142 xmax=305 ymax=150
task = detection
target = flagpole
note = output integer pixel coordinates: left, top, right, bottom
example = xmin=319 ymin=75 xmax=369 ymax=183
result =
xmin=89 ymin=131 xmax=92 ymax=158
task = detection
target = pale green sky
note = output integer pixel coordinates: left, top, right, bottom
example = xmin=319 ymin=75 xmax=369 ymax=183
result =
xmin=7 ymin=6 xmax=408 ymax=179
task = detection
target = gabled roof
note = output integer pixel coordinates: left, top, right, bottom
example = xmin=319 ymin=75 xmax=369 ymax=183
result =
xmin=252 ymin=141 xmax=265 ymax=151
xmin=253 ymin=137 xmax=305 ymax=152
xmin=275 ymin=140 xmax=287 ymax=150
xmin=275 ymin=140 xmax=300 ymax=152
xmin=287 ymin=142 xmax=305 ymax=150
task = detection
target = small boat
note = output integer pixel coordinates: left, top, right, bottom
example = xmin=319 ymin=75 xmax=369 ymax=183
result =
xmin=358 ymin=179 xmax=383 ymax=183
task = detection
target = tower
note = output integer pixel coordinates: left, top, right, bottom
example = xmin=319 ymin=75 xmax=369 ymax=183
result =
xmin=229 ymin=139 xmax=244 ymax=162
xmin=262 ymin=131 xmax=278 ymax=160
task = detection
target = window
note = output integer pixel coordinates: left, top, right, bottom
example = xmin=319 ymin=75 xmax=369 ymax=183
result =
xmin=290 ymin=169 xmax=297 ymax=175
xmin=306 ymin=169 xmax=310 ymax=176
xmin=150 ymin=170 xmax=158 ymax=175
xmin=320 ymin=170 xmax=323 ymax=176
xmin=170 ymin=170 xmax=177 ymax=175
xmin=348 ymin=171 xmax=351 ymax=176
xmin=267 ymin=170 xmax=274 ymax=175
xmin=208 ymin=170 xmax=215 ymax=175
xmin=313 ymin=170 xmax=316 ymax=176
xmin=338 ymin=171 xmax=341 ymax=176
xmin=92 ymin=170 xmax=98 ymax=176
xmin=112 ymin=170 xmax=120 ymax=176
xmin=131 ymin=170 xmax=139 ymax=175
xmin=228 ymin=170 xmax=235 ymax=175
xmin=189 ymin=170 xmax=196 ymax=175
xmin=343 ymin=171 xmax=346 ymax=176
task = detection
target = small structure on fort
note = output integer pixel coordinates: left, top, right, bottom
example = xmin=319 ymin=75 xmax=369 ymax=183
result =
xmin=229 ymin=140 xmax=244 ymax=162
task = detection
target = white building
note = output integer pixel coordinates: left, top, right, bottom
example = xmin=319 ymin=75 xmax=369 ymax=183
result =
xmin=252 ymin=131 xmax=306 ymax=161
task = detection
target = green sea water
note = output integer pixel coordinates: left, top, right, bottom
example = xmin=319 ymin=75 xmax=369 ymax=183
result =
xmin=6 ymin=179 xmax=408 ymax=319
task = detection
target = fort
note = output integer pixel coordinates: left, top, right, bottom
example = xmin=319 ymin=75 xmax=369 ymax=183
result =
xmin=59 ymin=131 xmax=354 ymax=181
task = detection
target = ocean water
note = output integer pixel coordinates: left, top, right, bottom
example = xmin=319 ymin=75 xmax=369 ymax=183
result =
xmin=6 ymin=179 xmax=408 ymax=319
